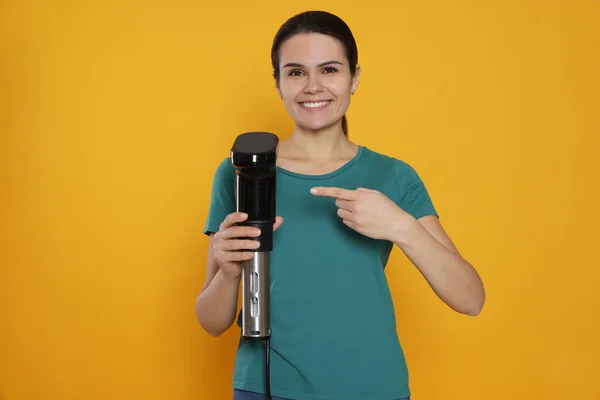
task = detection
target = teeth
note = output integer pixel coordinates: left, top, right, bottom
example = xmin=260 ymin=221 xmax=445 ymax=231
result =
xmin=301 ymin=101 xmax=330 ymax=108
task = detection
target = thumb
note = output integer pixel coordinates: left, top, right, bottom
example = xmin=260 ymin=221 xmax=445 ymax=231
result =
xmin=273 ymin=216 xmax=284 ymax=231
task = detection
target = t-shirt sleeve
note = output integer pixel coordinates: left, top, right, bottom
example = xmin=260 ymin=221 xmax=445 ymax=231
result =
xmin=394 ymin=160 xmax=439 ymax=220
xmin=203 ymin=157 xmax=237 ymax=235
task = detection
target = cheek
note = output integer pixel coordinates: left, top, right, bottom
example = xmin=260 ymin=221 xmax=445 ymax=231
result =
xmin=324 ymin=75 xmax=352 ymax=94
xmin=331 ymin=80 xmax=352 ymax=101
xmin=279 ymin=79 xmax=302 ymax=98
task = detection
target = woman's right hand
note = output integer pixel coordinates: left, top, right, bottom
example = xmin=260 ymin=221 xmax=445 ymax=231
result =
xmin=213 ymin=212 xmax=284 ymax=279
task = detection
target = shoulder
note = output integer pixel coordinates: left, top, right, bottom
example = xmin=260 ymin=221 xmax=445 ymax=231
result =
xmin=211 ymin=157 xmax=236 ymax=181
xmin=359 ymin=146 xmax=437 ymax=219
xmin=359 ymin=146 xmax=423 ymax=185
xmin=204 ymin=157 xmax=237 ymax=234
xmin=214 ymin=156 xmax=234 ymax=173
xmin=208 ymin=157 xmax=236 ymax=195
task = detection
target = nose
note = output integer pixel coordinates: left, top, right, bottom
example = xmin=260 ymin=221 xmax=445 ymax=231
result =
xmin=303 ymin=73 xmax=323 ymax=95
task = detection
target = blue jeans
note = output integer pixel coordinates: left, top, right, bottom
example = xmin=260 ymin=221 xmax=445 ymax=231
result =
xmin=234 ymin=389 xmax=410 ymax=400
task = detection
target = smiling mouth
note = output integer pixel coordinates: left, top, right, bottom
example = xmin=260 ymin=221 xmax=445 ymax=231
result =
xmin=299 ymin=100 xmax=332 ymax=109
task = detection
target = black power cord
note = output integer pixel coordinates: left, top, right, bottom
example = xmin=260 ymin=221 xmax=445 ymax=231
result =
xmin=265 ymin=338 xmax=272 ymax=399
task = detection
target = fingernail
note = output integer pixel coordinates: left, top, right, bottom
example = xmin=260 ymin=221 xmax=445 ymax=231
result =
xmin=310 ymin=188 xmax=318 ymax=194
xmin=240 ymin=212 xmax=247 ymax=218
xmin=254 ymin=229 xmax=261 ymax=235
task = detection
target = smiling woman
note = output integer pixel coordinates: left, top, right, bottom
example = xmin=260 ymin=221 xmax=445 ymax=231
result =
xmin=195 ymin=10 xmax=485 ymax=400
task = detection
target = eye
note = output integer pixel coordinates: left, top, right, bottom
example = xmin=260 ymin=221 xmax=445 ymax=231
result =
xmin=288 ymin=69 xmax=304 ymax=76
xmin=323 ymin=67 xmax=338 ymax=74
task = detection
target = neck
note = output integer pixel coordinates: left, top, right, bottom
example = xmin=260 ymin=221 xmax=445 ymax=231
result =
xmin=286 ymin=122 xmax=352 ymax=161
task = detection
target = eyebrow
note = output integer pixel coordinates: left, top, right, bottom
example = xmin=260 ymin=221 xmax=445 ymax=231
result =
xmin=282 ymin=60 xmax=344 ymax=68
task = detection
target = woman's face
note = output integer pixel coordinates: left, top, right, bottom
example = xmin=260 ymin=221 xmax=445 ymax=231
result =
xmin=276 ymin=33 xmax=359 ymax=132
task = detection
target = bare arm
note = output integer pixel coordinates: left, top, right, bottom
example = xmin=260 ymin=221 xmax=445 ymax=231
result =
xmin=195 ymin=233 xmax=241 ymax=337
xmin=393 ymin=215 xmax=485 ymax=316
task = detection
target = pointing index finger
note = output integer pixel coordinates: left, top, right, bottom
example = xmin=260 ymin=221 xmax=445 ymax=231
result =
xmin=310 ymin=187 xmax=356 ymax=200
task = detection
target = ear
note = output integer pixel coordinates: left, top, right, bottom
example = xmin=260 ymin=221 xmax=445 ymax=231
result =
xmin=351 ymin=64 xmax=361 ymax=95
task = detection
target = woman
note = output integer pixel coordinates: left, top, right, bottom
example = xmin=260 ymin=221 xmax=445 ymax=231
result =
xmin=196 ymin=10 xmax=485 ymax=400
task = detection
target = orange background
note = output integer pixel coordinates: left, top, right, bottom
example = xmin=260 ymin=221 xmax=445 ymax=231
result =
xmin=1 ymin=1 xmax=599 ymax=399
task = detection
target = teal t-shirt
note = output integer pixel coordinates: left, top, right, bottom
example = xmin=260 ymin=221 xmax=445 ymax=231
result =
xmin=203 ymin=145 xmax=438 ymax=400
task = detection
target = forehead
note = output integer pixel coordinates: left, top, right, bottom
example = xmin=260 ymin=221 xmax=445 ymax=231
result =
xmin=279 ymin=33 xmax=346 ymax=65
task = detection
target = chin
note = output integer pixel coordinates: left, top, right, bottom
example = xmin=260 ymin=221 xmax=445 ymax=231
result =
xmin=296 ymin=119 xmax=338 ymax=132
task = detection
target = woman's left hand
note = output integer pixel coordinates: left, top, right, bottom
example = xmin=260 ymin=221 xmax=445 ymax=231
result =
xmin=310 ymin=186 xmax=415 ymax=241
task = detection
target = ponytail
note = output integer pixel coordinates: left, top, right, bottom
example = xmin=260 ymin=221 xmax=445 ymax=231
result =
xmin=342 ymin=114 xmax=348 ymax=137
